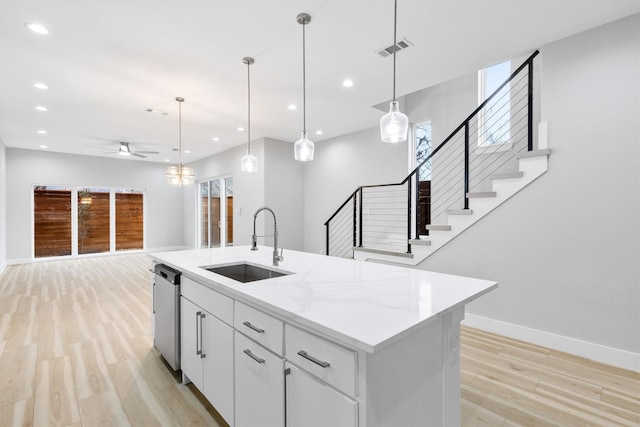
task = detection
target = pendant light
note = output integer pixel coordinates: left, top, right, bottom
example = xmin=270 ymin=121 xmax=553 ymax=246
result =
xmin=240 ymin=57 xmax=258 ymax=172
xmin=380 ymin=0 xmax=409 ymax=143
xmin=294 ymin=13 xmax=314 ymax=162
xmin=166 ymin=97 xmax=195 ymax=185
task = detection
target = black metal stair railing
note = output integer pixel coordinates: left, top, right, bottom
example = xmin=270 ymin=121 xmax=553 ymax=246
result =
xmin=325 ymin=50 xmax=539 ymax=258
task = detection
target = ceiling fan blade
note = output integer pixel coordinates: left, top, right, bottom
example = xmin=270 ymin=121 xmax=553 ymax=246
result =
xmin=131 ymin=153 xmax=147 ymax=158
xmin=135 ymin=150 xmax=160 ymax=154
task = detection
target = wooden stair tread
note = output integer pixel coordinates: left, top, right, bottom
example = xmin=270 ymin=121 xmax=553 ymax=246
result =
xmin=425 ymin=224 xmax=451 ymax=231
xmin=409 ymin=239 xmax=432 ymax=246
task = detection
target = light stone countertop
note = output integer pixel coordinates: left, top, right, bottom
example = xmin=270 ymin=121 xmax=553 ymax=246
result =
xmin=150 ymin=246 xmax=497 ymax=353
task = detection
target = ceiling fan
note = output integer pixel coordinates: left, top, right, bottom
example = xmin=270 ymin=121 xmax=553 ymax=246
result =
xmin=98 ymin=141 xmax=160 ymax=158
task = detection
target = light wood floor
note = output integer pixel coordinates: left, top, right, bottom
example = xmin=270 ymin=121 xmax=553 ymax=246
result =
xmin=0 ymin=254 xmax=637 ymax=426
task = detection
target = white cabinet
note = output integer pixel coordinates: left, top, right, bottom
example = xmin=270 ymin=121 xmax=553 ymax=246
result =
xmin=202 ymin=309 xmax=234 ymax=425
xmin=181 ymin=295 xmax=235 ymax=426
xmin=285 ymin=363 xmax=358 ymax=427
xmin=180 ymin=297 xmax=204 ymax=390
xmin=234 ymin=332 xmax=285 ymax=427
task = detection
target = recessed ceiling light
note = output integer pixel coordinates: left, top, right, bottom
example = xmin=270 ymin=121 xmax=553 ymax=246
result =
xmin=34 ymin=82 xmax=48 ymax=90
xmin=316 ymin=130 xmax=323 ymax=135
xmin=212 ymin=137 xmax=220 ymax=141
xmin=288 ymin=104 xmax=297 ymax=111
xmin=164 ymin=159 xmax=170 ymax=162
xmin=39 ymin=145 xmax=48 ymax=149
xmin=37 ymin=130 xmax=47 ymax=134
xmin=342 ymin=79 xmax=354 ymax=87
xmin=237 ymin=127 xmax=245 ymax=132
xmin=35 ymin=105 xmax=47 ymax=112
xmin=184 ymin=150 xmax=191 ymax=154
xmin=24 ymin=22 xmax=49 ymax=35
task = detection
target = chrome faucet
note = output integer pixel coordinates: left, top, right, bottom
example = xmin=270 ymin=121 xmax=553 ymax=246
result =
xmin=251 ymin=206 xmax=284 ymax=266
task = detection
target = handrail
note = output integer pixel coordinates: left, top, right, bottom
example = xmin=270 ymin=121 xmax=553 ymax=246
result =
xmin=325 ymin=50 xmax=539 ymax=257
xmin=403 ymin=49 xmax=539 ymax=184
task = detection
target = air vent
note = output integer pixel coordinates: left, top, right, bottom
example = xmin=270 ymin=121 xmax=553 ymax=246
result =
xmin=146 ymin=108 xmax=168 ymax=116
xmin=376 ymin=38 xmax=412 ymax=58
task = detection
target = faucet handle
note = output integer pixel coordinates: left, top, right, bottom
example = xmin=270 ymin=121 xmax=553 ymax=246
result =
xmin=276 ymin=248 xmax=284 ymax=262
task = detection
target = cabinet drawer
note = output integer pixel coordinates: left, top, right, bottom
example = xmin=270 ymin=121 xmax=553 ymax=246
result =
xmin=235 ymin=332 xmax=285 ymax=427
xmin=235 ymin=301 xmax=284 ymax=356
xmin=285 ymin=325 xmax=357 ymax=396
xmin=181 ymin=276 xmax=233 ymax=326
xmin=286 ymin=363 xmax=357 ymax=427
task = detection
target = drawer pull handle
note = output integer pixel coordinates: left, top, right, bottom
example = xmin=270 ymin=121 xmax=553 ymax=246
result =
xmin=243 ymin=349 xmax=265 ymax=364
xmin=196 ymin=311 xmax=202 ymax=356
xmin=297 ymin=350 xmax=330 ymax=368
xmin=243 ymin=321 xmax=265 ymax=334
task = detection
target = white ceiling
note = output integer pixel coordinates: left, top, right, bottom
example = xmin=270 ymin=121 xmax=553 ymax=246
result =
xmin=1 ymin=0 xmax=638 ymax=163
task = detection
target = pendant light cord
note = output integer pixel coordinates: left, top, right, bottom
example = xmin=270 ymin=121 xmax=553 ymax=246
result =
xmin=392 ymin=0 xmax=398 ymax=102
xmin=178 ymin=99 xmax=182 ymax=168
xmin=247 ymin=60 xmax=251 ymax=150
xmin=302 ymin=20 xmax=307 ymax=133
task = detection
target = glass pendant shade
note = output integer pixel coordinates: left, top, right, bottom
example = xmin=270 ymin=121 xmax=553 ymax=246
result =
xmin=166 ymin=165 xmax=195 ymax=186
xmin=167 ymin=96 xmax=195 ymax=185
xmin=380 ymin=100 xmax=409 ymax=143
xmin=294 ymin=130 xmax=314 ymax=161
xmin=241 ymin=148 xmax=258 ymax=172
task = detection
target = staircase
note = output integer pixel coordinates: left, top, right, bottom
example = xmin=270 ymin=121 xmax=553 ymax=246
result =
xmin=325 ymin=51 xmax=550 ymax=266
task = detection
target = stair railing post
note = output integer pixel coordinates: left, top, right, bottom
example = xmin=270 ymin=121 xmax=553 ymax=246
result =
xmin=325 ymin=222 xmax=329 ymax=256
xmin=352 ymin=193 xmax=356 ymax=249
xmin=527 ymin=58 xmax=534 ymax=152
xmin=464 ymin=122 xmax=470 ymax=210
xmin=414 ymin=172 xmax=419 ymax=240
xmin=358 ymin=188 xmax=363 ymax=247
xmin=407 ymin=179 xmax=412 ymax=254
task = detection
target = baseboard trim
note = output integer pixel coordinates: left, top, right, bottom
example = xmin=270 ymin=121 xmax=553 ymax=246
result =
xmin=462 ymin=313 xmax=640 ymax=372
xmin=6 ymin=246 xmax=189 ymax=266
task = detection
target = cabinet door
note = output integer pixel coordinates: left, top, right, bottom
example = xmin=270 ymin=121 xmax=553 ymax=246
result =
xmin=180 ymin=297 xmax=203 ymax=390
xmin=202 ymin=312 xmax=234 ymax=426
xmin=285 ymin=363 xmax=357 ymax=427
xmin=235 ymin=332 xmax=284 ymax=427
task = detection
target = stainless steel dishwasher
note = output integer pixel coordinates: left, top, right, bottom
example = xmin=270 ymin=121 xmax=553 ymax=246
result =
xmin=153 ymin=263 xmax=181 ymax=371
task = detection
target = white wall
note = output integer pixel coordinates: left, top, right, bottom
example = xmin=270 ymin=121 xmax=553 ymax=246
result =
xmin=303 ymin=127 xmax=408 ymax=255
xmin=264 ymin=138 xmax=305 ymax=251
xmin=419 ymin=15 xmax=640 ymax=360
xmin=0 ymin=139 xmax=7 ymax=273
xmin=405 ymin=72 xmax=477 ymax=148
xmin=5 ymin=148 xmax=184 ymax=262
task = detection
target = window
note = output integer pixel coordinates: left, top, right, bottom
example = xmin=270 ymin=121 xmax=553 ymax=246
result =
xmin=34 ymin=186 xmax=72 ymax=257
xmin=199 ymin=177 xmax=233 ymax=248
xmin=412 ymin=122 xmax=432 ymax=237
xmin=415 ymin=122 xmax=432 ymax=181
xmin=78 ymin=188 xmax=110 ymax=254
xmin=479 ymin=61 xmax=511 ymax=146
xmin=116 ymin=189 xmax=144 ymax=251
xmin=33 ymin=186 xmax=144 ymax=258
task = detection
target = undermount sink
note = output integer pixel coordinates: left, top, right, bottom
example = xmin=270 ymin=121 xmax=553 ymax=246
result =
xmin=202 ymin=262 xmax=290 ymax=283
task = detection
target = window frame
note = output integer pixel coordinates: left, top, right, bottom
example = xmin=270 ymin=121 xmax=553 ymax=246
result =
xmin=197 ymin=175 xmax=233 ymax=249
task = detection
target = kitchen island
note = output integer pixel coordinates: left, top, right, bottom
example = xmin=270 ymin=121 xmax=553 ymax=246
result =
xmin=150 ymin=246 xmax=497 ymax=427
